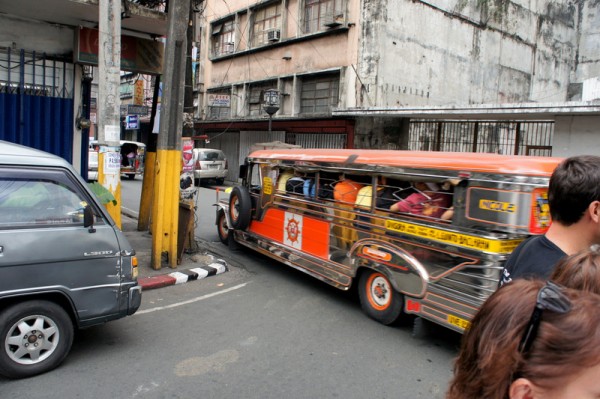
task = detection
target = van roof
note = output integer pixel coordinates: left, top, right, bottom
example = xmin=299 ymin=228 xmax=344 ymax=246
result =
xmin=0 ymin=140 xmax=71 ymax=168
xmin=248 ymin=149 xmax=563 ymax=177
xmin=89 ymin=140 xmax=146 ymax=147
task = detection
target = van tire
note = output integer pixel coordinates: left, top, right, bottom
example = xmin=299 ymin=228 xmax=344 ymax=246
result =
xmin=358 ymin=270 xmax=404 ymax=325
xmin=216 ymin=209 xmax=230 ymax=245
xmin=216 ymin=178 xmax=225 ymax=185
xmin=228 ymin=186 xmax=252 ymax=230
xmin=0 ymin=301 xmax=74 ymax=379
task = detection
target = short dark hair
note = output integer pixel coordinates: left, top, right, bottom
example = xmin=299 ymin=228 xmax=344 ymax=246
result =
xmin=548 ymin=155 xmax=600 ymax=225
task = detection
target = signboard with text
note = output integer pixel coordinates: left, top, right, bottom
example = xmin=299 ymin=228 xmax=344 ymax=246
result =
xmin=75 ymin=27 xmax=164 ymax=75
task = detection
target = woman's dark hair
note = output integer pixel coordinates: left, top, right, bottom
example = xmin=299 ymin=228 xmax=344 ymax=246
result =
xmin=551 ymin=244 xmax=600 ymax=294
xmin=446 ymin=279 xmax=600 ymax=399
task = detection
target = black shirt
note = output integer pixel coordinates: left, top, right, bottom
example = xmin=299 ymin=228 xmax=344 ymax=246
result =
xmin=499 ymin=235 xmax=566 ymax=287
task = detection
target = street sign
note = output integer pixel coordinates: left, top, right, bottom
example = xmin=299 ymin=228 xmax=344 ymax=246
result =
xmin=127 ymin=104 xmax=149 ymax=115
xmin=126 ymin=115 xmax=139 ymax=130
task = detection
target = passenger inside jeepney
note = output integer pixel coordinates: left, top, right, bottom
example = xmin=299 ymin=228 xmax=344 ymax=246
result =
xmin=390 ymin=181 xmax=452 ymax=219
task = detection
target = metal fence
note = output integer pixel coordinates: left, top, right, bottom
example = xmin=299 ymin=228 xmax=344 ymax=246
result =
xmin=408 ymin=120 xmax=554 ymax=156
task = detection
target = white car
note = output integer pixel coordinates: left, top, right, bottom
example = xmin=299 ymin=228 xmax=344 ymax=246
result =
xmin=193 ymin=148 xmax=228 ymax=185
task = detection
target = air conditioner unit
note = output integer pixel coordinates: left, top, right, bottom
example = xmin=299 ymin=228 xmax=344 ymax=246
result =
xmin=267 ymin=28 xmax=281 ymax=42
xmin=323 ymin=12 xmax=344 ymax=28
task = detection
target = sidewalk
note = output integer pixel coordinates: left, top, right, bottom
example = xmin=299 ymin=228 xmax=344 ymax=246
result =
xmin=120 ymin=211 xmax=228 ymax=290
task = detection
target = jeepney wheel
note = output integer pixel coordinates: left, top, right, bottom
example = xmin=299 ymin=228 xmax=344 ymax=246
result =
xmin=127 ymin=174 xmax=136 ymax=180
xmin=216 ymin=209 xmax=230 ymax=245
xmin=358 ymin=270 xmax=403 ymax=325
xmin=228 ymin=186 xmax=252 ymax=230
xmin=0 ymin=300 xmax=73 ymax=379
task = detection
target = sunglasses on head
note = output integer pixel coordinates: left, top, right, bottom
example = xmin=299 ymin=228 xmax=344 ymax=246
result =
xmin=518 ymin=281 xmax=572 ymax=355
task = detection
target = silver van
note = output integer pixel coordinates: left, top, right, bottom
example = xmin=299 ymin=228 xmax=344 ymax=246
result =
xmin=0 ymin=140 xmax=141 ymax=378
xmin=192 ymin=148 xmax=228 ymax=185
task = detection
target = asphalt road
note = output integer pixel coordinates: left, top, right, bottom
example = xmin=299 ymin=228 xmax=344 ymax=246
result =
xmin=0 ymin=180 xmax=461 ymax=398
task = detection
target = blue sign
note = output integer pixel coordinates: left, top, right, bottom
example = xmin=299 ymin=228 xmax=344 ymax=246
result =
xmin=126 ymin=115 xmax=139 ymax=130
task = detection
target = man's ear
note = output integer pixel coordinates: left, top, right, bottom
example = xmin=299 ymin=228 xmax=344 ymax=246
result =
xmin=589 ymin=200 xmax=600 ymax=223
xmin=509 ymin=378 xmax=536 ymax=399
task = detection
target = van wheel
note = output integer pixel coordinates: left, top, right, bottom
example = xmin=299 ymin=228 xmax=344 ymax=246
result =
xmin=216 ymin=210 xmax=230 ymax=245
xmin=358 ymin=270 xmax=403 ymax=325
xmin=228 ymin=186 xmax=252 ymax=230
xmin=0 ymin=301 xmax=74 ymax=379
xmin=216 ymin=178 xmax=225 ymax=185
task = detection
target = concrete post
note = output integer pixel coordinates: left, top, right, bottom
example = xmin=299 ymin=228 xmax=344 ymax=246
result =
xmin=97 ymin=0 xmax=123 ymax=227
xmin=151 ymin=0 xmax=191 ymax=269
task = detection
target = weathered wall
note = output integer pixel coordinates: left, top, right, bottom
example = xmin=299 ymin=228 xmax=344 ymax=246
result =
xmin=357 ymin=0 xmax=581 ymax=107
xmin=575 ymin=0 xmax=600 ymax=82
xmin=553 ymin=115 xmax=600 ymax=156
xmin=0 ymin=14 xmax=74 ymax=55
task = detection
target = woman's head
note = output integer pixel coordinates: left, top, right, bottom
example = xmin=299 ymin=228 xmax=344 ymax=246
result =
xmin=447 ymin=279 xmax=600 ymax=399
xmin=550 ymin=244 xmax=600 ymax=294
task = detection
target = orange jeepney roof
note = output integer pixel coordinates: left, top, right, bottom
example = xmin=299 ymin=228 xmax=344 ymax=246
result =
xmin=248 ymin=149 xmax=564 ymax=177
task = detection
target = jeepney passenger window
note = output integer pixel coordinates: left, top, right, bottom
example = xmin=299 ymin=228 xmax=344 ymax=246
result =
xmin=276 ymin=168 xmax=294 ymax=193
xmin=386 ymin=179 xmax=456 ymax=222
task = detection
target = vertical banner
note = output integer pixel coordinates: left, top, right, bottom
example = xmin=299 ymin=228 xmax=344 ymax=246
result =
xmin=134 ymin=79 xmax=145 ymax=105
xmin=180 ymin=138 xmax=195 ymax=200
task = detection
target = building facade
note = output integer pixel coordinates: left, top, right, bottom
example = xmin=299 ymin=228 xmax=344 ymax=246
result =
xmin=194 ymin=0 xmax=600 ymax=180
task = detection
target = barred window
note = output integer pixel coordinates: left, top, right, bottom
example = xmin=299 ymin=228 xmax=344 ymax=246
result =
xmin=252 ymin=3 xmax=282 ymax=46
xmin=211 ymin=19 xmax=235 ymax=57
xmin=300 ymin=74 xmax=339 ymax=115
xmin=304 ymin=0 xmax=344 ymax=33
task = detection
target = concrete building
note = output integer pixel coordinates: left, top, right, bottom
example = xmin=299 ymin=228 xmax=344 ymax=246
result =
xmin=194 ymin=0 xmax=600 ymax=180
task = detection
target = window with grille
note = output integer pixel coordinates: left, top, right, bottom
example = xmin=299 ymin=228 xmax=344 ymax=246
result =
xmin=211 ymin=19 xmax=235 ymax=57
xmin=304 ymin=0 xmax=344 ymax=33
xmin=407 ymin=120 xmax=554 ymax=156
xmin=300 ymin=74 xmax=339 ymax=115
xmin=252 ymin=3 xmax=282 ymax=46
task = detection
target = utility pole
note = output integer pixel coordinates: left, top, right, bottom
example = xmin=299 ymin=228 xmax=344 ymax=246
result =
xmin=97 ymin=0 xmax=122 ymax=227
xmin=151 ymin=0 xmax=191 ymax=269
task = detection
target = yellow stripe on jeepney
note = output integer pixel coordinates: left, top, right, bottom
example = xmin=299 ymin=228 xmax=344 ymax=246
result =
xmin=385 ymin=220 xmax=523 ymax=254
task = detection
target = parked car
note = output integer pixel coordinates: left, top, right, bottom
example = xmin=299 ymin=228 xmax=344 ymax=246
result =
xmin=193 ymin=148 xmax=228 ymax=185
xmin=0 ymin=140 xmax=141 ymax=378
xmin=88 ymin=140 xmax=146 ymax=181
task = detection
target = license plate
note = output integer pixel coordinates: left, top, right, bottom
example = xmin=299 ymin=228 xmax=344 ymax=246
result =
xmin=210 ymin=165 xmax=219 ymax=169
xmin=448 ymin=315 xmax=471 ymax=330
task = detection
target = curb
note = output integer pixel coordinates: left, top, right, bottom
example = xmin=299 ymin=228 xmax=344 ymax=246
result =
xmin=138 ymin=263 xmax=228 ymax=291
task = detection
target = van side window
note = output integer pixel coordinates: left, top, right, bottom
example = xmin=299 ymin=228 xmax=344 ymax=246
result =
xmin=0 ymin=178 xmax=88 ymax=228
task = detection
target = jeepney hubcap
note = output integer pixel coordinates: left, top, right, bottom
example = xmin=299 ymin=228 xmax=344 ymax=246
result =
xmin=370 ymin=276 xmax=390 ymax=307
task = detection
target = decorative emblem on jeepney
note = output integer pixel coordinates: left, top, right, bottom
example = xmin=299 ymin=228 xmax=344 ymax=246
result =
xmin=284 ymin=212 xmax=303 ymax=249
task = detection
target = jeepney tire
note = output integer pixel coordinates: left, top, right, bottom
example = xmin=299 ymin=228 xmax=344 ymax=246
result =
xmin=0 ymin=300 xmax=74 ymax=379
xmin=127 ymin=174 xmax=136 ymax=180
xmin=216 ymin=209 xmax=230 ymax=245
xmin=228 ymin=186 xmax=252 ymax=230
xmin=358 ymin=270 xmax=404 ymax=326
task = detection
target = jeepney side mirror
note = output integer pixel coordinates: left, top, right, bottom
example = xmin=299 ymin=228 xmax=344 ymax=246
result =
xmin=239 ymin=163 xmax=248 ymax=180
